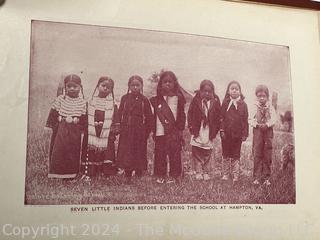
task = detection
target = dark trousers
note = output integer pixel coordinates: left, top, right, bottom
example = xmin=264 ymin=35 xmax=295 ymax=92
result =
xmin=192 ymin=146 xmax=212 ymax=174
xmin=253 ymin=128 xmax=273 ymax=180
xmin=221 ymin=135 xmax=242 ymax=159
xmin=154 ymin=135 xmax=182 ymax=178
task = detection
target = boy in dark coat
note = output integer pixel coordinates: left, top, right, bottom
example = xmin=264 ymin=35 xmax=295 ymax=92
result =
xmin=150 ymin=71 xmax=186 ymax=184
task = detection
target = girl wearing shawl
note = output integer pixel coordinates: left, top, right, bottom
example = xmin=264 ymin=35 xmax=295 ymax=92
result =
xmin=46 ymin=74 xmax=87 ymax=179
xmin=188 ymin=80 xmax=221 ymax=181
xmin=81 ymin=76 xmax=119 ymax=181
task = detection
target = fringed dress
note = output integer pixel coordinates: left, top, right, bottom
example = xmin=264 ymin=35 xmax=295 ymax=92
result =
xmin=81 ymin=95 xmax=119 ymax=177
xmin=46 ymin=95 xmax=87 ymax=178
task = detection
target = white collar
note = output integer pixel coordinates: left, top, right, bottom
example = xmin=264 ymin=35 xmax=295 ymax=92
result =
xmin=227 ymin=96 xmax=241 ymax=111
xmin=255 ymin=101 xmax=270 ymax=109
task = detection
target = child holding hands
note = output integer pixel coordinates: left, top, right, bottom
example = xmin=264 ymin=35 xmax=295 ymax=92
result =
xmin=249 ymin=85 xmax=277 ymax=185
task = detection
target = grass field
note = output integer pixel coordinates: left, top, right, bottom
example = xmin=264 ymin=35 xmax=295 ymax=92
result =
xmin=25 ymin=87 xmax=295 ymax=205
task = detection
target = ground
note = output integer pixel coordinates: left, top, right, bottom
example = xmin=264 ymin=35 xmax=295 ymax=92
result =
xmin=25 ymin=118 xmax=295 ymax=205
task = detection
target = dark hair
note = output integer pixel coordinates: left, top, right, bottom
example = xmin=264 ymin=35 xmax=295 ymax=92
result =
xmin=197 ymin=79 xmax=219 ymax=100
xmin=224 ymin=80 xmax=245 ymax=101
xmin=91 ymin=76 xmax=115 ymax=104
xmin=255 ymin=84 xmax=269 ymax=98
xmin=63 ymin=74 xmax=84 ymax=99
xmin=156 ymin=71 xmax=182 ymax=97
xmin=127 ymin=75 xmax=143 ymax=94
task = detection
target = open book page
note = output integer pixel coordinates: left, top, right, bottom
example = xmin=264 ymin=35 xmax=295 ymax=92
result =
xmin=0 ymin=0 xmax=319 ymax=239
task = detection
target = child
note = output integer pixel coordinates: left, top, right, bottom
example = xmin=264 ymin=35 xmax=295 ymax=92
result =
xmin=46 ymin=74 xmax=87 ymax=179
xmin=249 ymin=85 xmax=277 ymax=185
xmin=117 ymin=75 xmax=153 ymax=183
xmin=220 ymin=81 xmax=248 ymax=182
xmin=150 ymin=71 xmax=186 ymax=184
xmin=188 ymin=80 xmax=221 ymax=180
xmin=81 ymin=76 xmax=120 ymax=181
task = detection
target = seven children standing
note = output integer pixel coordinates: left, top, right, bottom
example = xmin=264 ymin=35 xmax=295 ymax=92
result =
xmin=46 ymin=72 xmax=278 ymax=186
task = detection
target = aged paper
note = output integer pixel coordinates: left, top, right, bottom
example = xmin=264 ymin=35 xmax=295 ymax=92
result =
xmin=0 ymin=0 xmax=320 ymax=239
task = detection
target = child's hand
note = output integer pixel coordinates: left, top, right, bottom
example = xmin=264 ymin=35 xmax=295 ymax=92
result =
xmin=111 ymin=124 xmax=121 ymax=135
xmin=109 ymin=134 xmax=116 ymax=142
xmin=220 ymin=131 xmax=225 ymax=140
xmin=44 ymin=126 xmax=52 ymax=132
xmin=242 ymin=136 xmax=247 ymax=142
xmin=258 ymin=123 xmax=268 ymax=131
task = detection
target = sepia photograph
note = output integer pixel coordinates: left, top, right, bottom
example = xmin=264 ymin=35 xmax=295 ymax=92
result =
xmin=25 ymin=20 xmax=295 ymax=205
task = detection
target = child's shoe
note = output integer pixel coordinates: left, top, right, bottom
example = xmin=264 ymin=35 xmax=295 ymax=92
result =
xmin=117 ymin=168 xmax=125 ymax=175
xmin=253 ymin=179 xmax=260 ymax=185
xmin=221 ymin=175 xmax=229 ymax=181
xmin=195 ymin=173 xmax=203 ymax=180
xmin=263 ymin=179 xmax=271 ymax=186
xmin=166 ymin=177 xmax=176 ymax=184
xmin=156 ymin=178 xmax=165 ymax=184
xmin=232 ymin=176 xmax=239 ymax=183
xmin=203 ymin=173 xmax=210 ymax=181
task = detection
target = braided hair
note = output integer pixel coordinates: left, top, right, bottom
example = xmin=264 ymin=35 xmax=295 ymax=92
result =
xmin=92 ymin=76 xmax=115 ymax=105
xmin=127 ymin=75 xmax=143 ymax=94
xmin=63 ymin=74 xmax=84 ymax=99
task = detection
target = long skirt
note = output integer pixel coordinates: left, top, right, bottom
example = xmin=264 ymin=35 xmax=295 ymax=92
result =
xmin=49 ymin=121 xmax=82 ymax=178
xmin=116 ymin=125 xmax=147 ymax=171
xmin=81 ymin=134 xmax=117 ymax=177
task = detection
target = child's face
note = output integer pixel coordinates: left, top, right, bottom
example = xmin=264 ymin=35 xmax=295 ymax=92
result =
xmin=98 ymin=80 xmax=113 ymax=97
xmin=66 ymin=82 xmax=81 ymax=98
xmin=228 ymin=83 xmax=240 ymax=99
xmin=200 ymin=85 xmax=213 ymax=100
xmin=256 ymin=91 xmax=268 ymax=105
xmin=129 ymin=79 xmax=142 ymax=95
xmin=161 ymin=76 xmax=175 ymax=95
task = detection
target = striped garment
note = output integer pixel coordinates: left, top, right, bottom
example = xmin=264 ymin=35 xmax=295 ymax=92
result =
xmin=52 ymin=95 xmax=86 ymax=117
xmin=87 ymin=95 xmax=114 ymax=150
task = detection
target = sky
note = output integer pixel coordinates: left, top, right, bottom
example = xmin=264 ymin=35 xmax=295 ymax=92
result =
xmin=30 ymin=20 xmax=292 ymax=110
